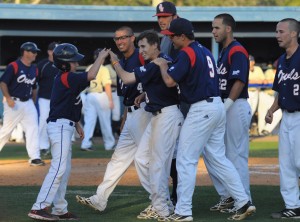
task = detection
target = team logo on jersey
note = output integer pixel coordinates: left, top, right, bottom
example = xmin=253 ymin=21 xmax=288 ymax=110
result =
xmin=278 ymin=69 xmax=300 ymax=84
xmin=139 ymin=66 xmax=147 ymax=72
xmin=17 ymin=74 xmax=35 ymax=85
xmin=158 ymin=3 xmax=164 ymax=12
xmin=74 ymin=94 xmax=82 ymax=105
xmin=217 ymin=64 xmax=227 ymax=75
xmin=232 ymin=70 xmax=240 ymax=75
xmin=169 ymin=66 xmax=175 ymax=71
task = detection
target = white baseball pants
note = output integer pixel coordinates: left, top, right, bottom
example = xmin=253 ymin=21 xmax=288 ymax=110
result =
xmin=38 ymin=98 xmax=50 ymax=150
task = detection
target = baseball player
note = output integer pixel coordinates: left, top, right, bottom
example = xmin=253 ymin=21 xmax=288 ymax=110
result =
xmin=153 ymin=1 xmax=181 ymax=206
xmin=81 ymin=49 xmax=115 ymax=151
xmin=37 ymin=42 xmax=59 ymax=156
xmin=109 ymin=30 xmax=183 ymax=221
xmin=154 ymin=18 xmax=255 ymax=221
xmin=76 ymin=26 xmax=152 ymax=214
xmin=28 ymin=43 xmax=110 ymax=221
xmin=0 ymin=42 xmax=44 ymax=166
xmin=205 ymin=13 xmax=253 ymax=213
xmin=266 ymin=18 xmax=300 ymax=219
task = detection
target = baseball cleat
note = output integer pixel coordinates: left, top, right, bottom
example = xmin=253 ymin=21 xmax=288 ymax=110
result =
xmin=168 ymin=213 xmax=193 ymax=221
xmin=53 ymin=211 xmax=79 ymax=220
xmin=76 ymin=195 xmax=103 ymax=212
xmin=227 ymin=201 xmax=256 ymax=220
xmin=30 ymin=159 xmax=45 ymax=166
xmin=271 ymin=207 xmax=300 ymax=219
xmin=137 ymin=206 xmax=158 ymax=220
xmin=210 ymin=197 xmax=234 ymax=211
xmin=28 ymin=208 xmax=59 ymax=221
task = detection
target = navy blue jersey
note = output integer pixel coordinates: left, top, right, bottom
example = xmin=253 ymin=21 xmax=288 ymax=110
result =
xmin=0 ymin=59 xmax=38 ymax=100
xmin=217 ymin=41 xmax=249 ymax=99
xmin=167 ymin=41 xmax=219 ymax=104
xmin=37 ymin=58 xmax=59 ymax=99
xmin=273 ymin=46 xmax=300 ymax=111
xmin=47 ymin=71 xmax=89 ymax=123
xmin=134 ymin=53 xmax=179 ymax=112
xmin=117 ymin=48 xmax=144 ymax=106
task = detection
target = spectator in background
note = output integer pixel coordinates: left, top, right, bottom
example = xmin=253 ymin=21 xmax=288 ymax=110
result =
xmin=37 ymin=42 xmax=59 ymax=156
xmin=248 ymin=55 xmax=265 ymax=117
xmin=81 ymin=49 xmax=115 ymax=151
xmin=257 ymin=60 xmax=282 ymax=136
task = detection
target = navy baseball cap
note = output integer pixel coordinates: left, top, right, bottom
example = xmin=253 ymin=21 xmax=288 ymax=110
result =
xmin=249 ymin=55 xmax=255 ymax=61
xmin=153 ymin=1 xmax=176 ymax=17
xmin=161 ymin=18 xmax=194 ymax=36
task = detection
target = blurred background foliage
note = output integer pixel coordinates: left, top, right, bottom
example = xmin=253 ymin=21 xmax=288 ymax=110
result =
xmin=1 ymin=0 xmax=300 ymax=6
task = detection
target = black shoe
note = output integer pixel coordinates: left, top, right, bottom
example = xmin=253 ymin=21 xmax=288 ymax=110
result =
xmin=41 ymin=149 xmax=50 ymax=156
xmin=227 ymin=201 xmax=256 ymax=220
xmin=28 ymin=208 xmax=59 ymax=221
xmin=80 ymin=148 xmax=94 ymax=151
xmin=271 ymin=208 xmax=300 ymax=219
xmin=210 ymin=197 xmax=234 ymax=211
xmin=53 ymin=212 xmax=79 ymax=220
xmin=30 ymin=159 xmax=45 ymax=166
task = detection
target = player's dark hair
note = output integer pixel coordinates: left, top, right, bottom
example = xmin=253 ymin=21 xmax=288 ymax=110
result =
xmin=115 ymin=26 xmax=134 ymax=36
xmin=280 ymin=18 xmax=300 ymax=37
xmin=185 ymin=33 xmax=195 ymax=40
xmin=215 ymin=13 xmax=236 ymax=31
xmin=137 ymin=30 xmax=161 ymax=51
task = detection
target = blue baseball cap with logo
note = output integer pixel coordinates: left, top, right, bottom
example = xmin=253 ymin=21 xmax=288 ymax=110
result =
xmin=153 ymin=1 xmax=177 ymax=17
xmin=161 ymin=18 xmax=194 ymax=36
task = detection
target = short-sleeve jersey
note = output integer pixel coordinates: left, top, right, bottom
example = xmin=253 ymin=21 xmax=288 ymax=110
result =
xmin=0 ymin=59 xmax=38 ymax=100
xmin=273 ymin=46 xmax=300 ymax=111
xmin=37 ymin=58 xmax=59 ymax=99
xmin=86 ymin=64 xmax=112 ymax=93
xmin=217 ymin=41 xmax=249 ymax=99
xmin=167 ymin=41 xmax=219 ymax=104
xmin=134 ymin=53 xmax=179 ymax=112
xmin=117 ymin=48 xmax=144 ymax=106
xmin=47 ymin=71 xmax=90 ymax=123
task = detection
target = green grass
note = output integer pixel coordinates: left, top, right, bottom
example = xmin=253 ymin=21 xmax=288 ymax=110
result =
xmin=0 ymin=185 xmax=284 ymax=222
xmin=249 ymin=141 xmax=278 ymax=157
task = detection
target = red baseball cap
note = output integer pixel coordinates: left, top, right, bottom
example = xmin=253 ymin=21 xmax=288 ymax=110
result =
xmin=153 ymin=1 xmax=177 ymax=17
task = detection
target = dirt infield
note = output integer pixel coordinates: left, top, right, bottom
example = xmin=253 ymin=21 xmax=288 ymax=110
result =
xmin=0 ymin=135 xmax=279 ymax=186
xmin=0 ymin=157 xmax=279 ymax=186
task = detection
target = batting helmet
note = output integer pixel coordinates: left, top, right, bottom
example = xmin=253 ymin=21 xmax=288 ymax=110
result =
xmin=20 ymin=42 xmax=41 ymax=53
xmin=53 ymin=43 xmax=84 ymax=72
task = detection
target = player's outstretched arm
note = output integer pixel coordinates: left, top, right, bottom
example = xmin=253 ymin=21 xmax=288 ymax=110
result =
xmin=87 ymin=48 xmax=111 ymax=81
xmin=109 ymin=51 xmax=136 ymax=85
xmin=152 ymin=57 xmax=176 ymax=87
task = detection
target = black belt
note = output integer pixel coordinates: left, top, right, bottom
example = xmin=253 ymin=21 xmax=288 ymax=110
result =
xmin=47 ymin=119 xmax=75 ymax=126
xmin=152 ymin=110 xmax=162 ymax=116
xmin=127 ymin=105 xmax=139 ymax=112
xmin=285 ymin=109 xmax=300 ymax=113
xmin=11 ymin=97 xmax=29 ymax=102
xmin=205 ymin=97 xmax=214 ymax=103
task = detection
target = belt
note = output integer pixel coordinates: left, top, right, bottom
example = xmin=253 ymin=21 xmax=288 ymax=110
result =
xmin=47 ymin=119 xmax=75 ymax=126
xmin=205 ymin=97 xmax=214 ymax=103
xmin=152 ymin=104 xmax=180 ymax=116
xmin=285 ymin=109 xmax=300 ymax=113
xmin=11 ymin=97 xmax=29 ymax=102
xmin=127 ymin=105 xmax=139 ymax=113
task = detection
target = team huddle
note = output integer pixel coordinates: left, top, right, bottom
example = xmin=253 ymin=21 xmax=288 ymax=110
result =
xmin=0 ymin=1 xmax=299 ymax=221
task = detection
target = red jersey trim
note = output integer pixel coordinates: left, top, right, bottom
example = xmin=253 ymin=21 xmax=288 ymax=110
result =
xmin=181 ymin=47 xmax=196 ymax=68
xmin=138 ymin=53 xmax=145 ymax=66
xmin=11 ymin=61 xmax=18 ymax=75
xmin=228 ymin=46 xmax=248 ymax=65
xmin=61 ymin=72 xmax=70 ymax=88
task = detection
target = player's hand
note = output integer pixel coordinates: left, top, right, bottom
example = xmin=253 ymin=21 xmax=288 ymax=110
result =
xmin=109 ymin=101 xmax=114 ymax=109
xmin=109 ymin=51 xmax=119 ymax=64
xmin=152 ymin=57 xmax=170 ymax=66
xmin=75 ymin=122 xmax=84 ymax=140
xmin=134 ymin=93 xmax=145 ymax=107
xmin=265 ymin=109 xmax=273 ymax=124
xmin=7 ymin=97 xmax=15 ymax=108
xmin=97 ymin=48 xmax=111 ymax=60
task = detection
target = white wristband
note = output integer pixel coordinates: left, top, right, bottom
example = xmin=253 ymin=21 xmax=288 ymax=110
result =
xmin=224 ymin=98 xmax=234 ymax=111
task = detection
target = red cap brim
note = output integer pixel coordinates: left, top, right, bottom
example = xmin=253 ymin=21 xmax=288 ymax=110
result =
xmin=152 ymin=13 xmax=173 ymax=17
xmin=161 ymin=30 xmax=175 ymax=35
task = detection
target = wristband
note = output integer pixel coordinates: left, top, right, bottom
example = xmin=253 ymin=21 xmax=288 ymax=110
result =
xmin=112 ymin=60 xmax=119 ymax=66
xmin=224 ymin=98 xmax=234 ymax=111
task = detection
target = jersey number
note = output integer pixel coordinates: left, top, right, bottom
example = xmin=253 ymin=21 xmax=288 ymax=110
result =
xmin=137 ymin=83 xmax=143 ymax=93
xmin=206 ymin=56 xmax=215 ymax=78
xmin=219 ymin=79 xmax=227 ymax=90
xmin=294 ymin=84 xmax=299 ymax=96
